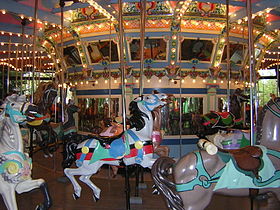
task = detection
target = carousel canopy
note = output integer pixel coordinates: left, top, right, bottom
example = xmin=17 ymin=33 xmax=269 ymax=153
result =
xmin=0 ymin=0 xmax=279 ymax=76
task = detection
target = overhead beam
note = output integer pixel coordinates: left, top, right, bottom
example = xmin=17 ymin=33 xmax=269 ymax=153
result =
xmin=231 ymin=0 xmax=280 ymax=22
xmin=0 ymin=0 xmax=60 ymax=25
xmin=0 ymin=23 xmax=33 ymax=35
xmin=267 ymin=19 xmax=280 ymax=31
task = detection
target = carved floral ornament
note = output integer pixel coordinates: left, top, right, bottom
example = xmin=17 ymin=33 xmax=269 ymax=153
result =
xmin=67 ymin=67 xmax=243 ymax=84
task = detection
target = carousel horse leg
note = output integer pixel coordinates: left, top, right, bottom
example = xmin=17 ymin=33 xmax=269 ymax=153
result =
xmin=15 ymin=179 xmax=52 ymax=210
xmin=1 ymin=183 xmax=18 ymax=210
xmin=64 ymin=162 xmax=102 ymax=200
xmin=64 ymin=168 xmax=83 ymax=199
xmin=79 ymin=175 xmax=101 ymax=202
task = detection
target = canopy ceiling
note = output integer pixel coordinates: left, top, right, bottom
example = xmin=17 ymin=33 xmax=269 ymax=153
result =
xmin=0 ymin=0 xmax=279 ymax=72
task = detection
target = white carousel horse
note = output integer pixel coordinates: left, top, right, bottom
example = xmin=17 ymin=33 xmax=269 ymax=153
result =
xmin=64 ymin=93 xmax=168 ymax=201
xmin=152 ymin=97 xmax=280 ymax=210
xmin=0 ymin=94 xmax=52 ymax=210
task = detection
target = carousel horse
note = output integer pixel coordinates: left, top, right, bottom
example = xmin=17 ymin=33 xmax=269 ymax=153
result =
xmin=151 ymin=97 xmax=280 ymax=210
xmin=190 ymin=88 xmax=249 ymax=138
xmin=63 ymin=93 xmax=168 ymax=201
xmin=32 ymin=82 xmax=59 ymax=156
xmin=0 ymin=94 xmax=52 ymax=210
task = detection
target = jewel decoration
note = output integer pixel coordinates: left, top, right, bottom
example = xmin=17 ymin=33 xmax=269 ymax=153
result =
xmin=144 ymin=66 xmax=154 ymax=79
xmin=197 ymin=2 xmax=216 ymax=17
xmin=165 ymin=65 xmax=180 ymax=79
xmin=135 ymin=2 xmax=157 ymax=14
xmin=81 ymin=6 xmax=99 ymax=20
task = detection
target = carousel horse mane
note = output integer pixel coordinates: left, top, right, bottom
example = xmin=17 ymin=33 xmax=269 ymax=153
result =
xmin=128 ymin=100 xmax=149 ymax=131
xmin=33 ymin=82 xmax=57 ymax=106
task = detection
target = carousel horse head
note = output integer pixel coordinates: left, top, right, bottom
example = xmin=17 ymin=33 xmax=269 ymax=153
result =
xmin=129 ymin=93 xmax=168 ymax=131
xmin=1 ymin=94 xmax=41 ymax=125
xmin=33 ymin=82 xmax=58 ymax=114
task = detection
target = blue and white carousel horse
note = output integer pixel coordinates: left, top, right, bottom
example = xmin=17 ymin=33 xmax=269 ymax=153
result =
xmin=0 ymin=94 xmax=52 ymax=210
xmin=64 ymin=93 xmax=168 ymax=201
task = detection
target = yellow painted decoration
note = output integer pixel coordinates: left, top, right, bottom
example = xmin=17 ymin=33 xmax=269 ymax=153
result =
xmin=27 ymin=120 xmax=43 ymax=126
xmin=82 ymin=146 xmax=89 ymax=154
xmin=134 ymin=141 xmax=143 ymax=149
xmin=7 ymin=162 xmax=19 ymax=174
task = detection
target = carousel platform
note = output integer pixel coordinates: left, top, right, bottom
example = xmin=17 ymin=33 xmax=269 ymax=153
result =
xmin=0 ymin=147 xmax=278 ymax=210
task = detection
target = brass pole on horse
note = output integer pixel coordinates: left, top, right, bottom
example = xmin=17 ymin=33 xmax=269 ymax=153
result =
xmin=117 ymin=0 xmax=129 ymax=209
xmin=7 ymin=35 xmax=12 ymax=94
xmin=15 ymin=44 xmax=19 ymax=89
xmin=31 ymin=0 xmax=38 ymax=103
xmin=246 ymin=0 xmax=256 ymax=146
xmin=20 ymin=19 xmax=26 ymax=95
xmin=226 ymin=0 xmax=231 ymax=112
xmin=139 ymin=0 xmax=147 ymax=95
xmin=60 ymin=0 xmax=65 ymax=123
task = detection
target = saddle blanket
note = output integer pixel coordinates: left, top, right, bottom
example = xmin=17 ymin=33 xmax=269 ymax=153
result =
xmin=214 ymin=146 xmax=280 ymax=190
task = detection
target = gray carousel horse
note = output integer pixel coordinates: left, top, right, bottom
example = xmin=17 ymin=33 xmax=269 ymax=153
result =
xmin=152 ymin=97 xmax=280 ymax=210
xmin=0 ymin=94 xmax=52 ymax=210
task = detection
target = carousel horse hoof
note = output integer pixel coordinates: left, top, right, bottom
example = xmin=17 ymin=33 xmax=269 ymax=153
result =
xmin=152 ymin=188 xmax=160 ymax=195
xmin=73 ymin=193 xmax=80 ymax=200
xmin=93 ymin=195 xmax=100 ymax=202
xmin=254 ymin=193 xmax=270 ymax=201
xmin=35 ymin=204 xmax=46 ymax=210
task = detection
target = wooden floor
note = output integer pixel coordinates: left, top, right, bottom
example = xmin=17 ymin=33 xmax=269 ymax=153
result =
xmin=0 ymin=148 xmax=279 ymax=210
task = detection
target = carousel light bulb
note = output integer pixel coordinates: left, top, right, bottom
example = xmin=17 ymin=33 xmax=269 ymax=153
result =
xmin=105 ymin=80 xmax=108 ymax=84
xmin=213 ymin=80 xmax=216 ymax=83
xmin=1 ymin=10 xmax=6 ymax=14
xmin=75 ymin=82 xmax=78 ymax=85
xmin=192 ymin=79 xmax=196 ymax=83
xmin=171 ymin=79 xmax=174 ymax=83
xmin=124 ymin=79 xmax=127 ymax=83
xmin=203 ymin=79 xmax=206 ymax=83
xmin=81 ymin=81 xmax=83 ymax=85
xmin=136 ymin=79 xmax=139 ymax=83
xmin=95 ymin=80 xmax=98 ymax=84
xmin=159 ymin=79 xmax=162 ymax=83
xmin=181 ymin=79 xmax=185 ymax=83
xmin=171 ymin=60 xmax=175 ymax=65
xmin=114 ymin=79 xmax=117 ymax=83
xmin=221 ymin=80 xmax=224 ymax=83
xmin=86 ymin=81 xmax=89 ymax=84
xmin=147 ymin=79 xmax=150 ymax=83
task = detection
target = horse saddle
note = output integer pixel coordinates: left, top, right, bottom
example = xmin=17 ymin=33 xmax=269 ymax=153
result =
xmin=93 ymin=133 xmax=124 ymax=149
xmin=218 ymin=146 xmax=263 ymax=178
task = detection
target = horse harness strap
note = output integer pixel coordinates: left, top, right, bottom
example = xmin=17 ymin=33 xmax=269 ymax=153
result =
xmin=176 ymin=151 xmax=224 ymax=192
xmin=218 ymin=146 xmax=263 ymax=178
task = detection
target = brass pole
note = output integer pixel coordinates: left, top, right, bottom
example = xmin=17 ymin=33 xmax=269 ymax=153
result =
xmin=31 ymin=0 xmax=39 ymax=102
xmin=246 ymin=0 xmax=256 ymax=145
xmin=226 ymin=0 xmax=231 ymax=112
xmin=139 ymin=0 xmax=147 ymax=95
xmin=7 ymin=35 xmax=12 ymax=94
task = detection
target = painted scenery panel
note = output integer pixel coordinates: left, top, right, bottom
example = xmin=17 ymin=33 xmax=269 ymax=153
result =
xmin=222 ymin=43 xmax=246 ymax=64
xmin=63 ymin=46 xmax=82 ymax=66
xmin=181 ymin=39 xmax=213 ymax=61
xmin=87 ymin=41 xmax=119 ymax=63
xmin=130 ymin=38 xmax=166 ymax=60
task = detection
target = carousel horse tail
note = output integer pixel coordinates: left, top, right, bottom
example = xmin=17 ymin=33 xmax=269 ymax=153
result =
xmin=151 ymin=157 xmax=184 ymax=210
xmin=61 ymin=140 xmax=79 ymax=169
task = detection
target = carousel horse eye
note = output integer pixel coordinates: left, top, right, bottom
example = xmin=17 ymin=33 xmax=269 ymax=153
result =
xmin=11 ymin=103 xmax=15 ymax=106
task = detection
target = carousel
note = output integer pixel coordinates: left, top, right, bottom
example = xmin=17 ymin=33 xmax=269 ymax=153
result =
xmin=0 ymin=0 xmax=280 ymax=210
